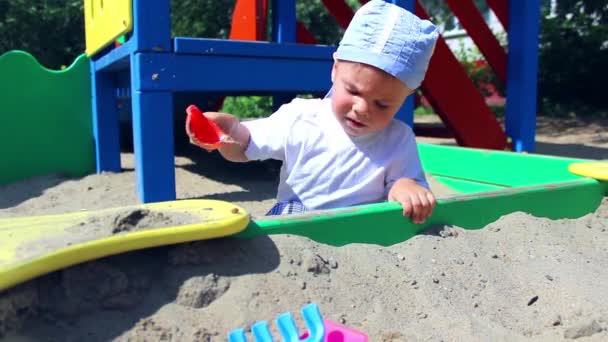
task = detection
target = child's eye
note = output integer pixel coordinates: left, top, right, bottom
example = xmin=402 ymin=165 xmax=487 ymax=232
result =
xmin=346 ymin=88 xmax=359 ymax=95
xmin=375 ymin=101 xmax=389 ymax=109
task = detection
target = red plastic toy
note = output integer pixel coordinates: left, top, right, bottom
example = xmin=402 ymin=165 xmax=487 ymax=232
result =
xmin=185 ymin=104 xmax=232 ymax=150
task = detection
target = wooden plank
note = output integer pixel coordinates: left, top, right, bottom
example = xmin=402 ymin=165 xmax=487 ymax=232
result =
xmin=174 ymin=38 xmax=335 ymax=60
xmin=271 ymin=0 xmax=296 ymax=43
xmin=321 ymin=0 xmax=355 ymax=29
xmin=131 ymin=0 xmax=171 ymax=52
xmin=92 ymin=39 xmax=134 ymax=72
xmin=416 ymin=1 xmax=508 ymax=149
xmin=91 ymin=66 xmax=121 ymax=173
xmin=487 ymin=0 xmax=509 ymax=30
xmin=296 ymin=21 xmax=318 ymax=44
xmin=445 ymin=0 xmax=508 ymax=84
xmin=133 ymin=52 xmax=333 ymax=93
xmin=130 ymin=86 xmax=176 ymax=203
xmin=230 ymin=0 xmax=267 ymax=41
xmin=240 ymin=179 xmax=605 ymax=246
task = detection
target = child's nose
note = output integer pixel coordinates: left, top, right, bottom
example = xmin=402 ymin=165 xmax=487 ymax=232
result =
xmin=352 ymin=97 xmax=369 ymax=117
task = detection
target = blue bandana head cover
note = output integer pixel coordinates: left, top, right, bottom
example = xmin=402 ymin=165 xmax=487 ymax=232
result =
xmin=335 ymin=0 xmax=438 ymax=90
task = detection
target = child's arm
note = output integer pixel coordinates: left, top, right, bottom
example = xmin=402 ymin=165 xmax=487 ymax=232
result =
xmin=193 ymin=111 xmax=251 ymax=162
xmin=388 ymin=178 xmax=436 ymax=224
xmin=188 ymin=98 xmax=305 ymax=164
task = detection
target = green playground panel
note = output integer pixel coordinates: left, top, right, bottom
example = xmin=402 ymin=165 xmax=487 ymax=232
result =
xmin=0 ymin=51 xmax=94 ymax=186
xmin=239 ymin=144 xmax=607 ymax=246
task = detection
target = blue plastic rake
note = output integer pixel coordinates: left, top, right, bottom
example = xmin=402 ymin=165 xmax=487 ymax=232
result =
xmin=228 ymin=303 xmax=325 ymax=342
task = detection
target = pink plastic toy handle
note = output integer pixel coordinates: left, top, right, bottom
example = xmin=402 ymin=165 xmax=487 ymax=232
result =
xmin=323 ymin=320 xmax=367 ymax=342
xmin=300 ymin=320 xmax=368 ymax=342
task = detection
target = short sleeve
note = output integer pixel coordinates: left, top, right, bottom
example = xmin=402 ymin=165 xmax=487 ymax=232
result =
xmin=384 ymin=125 xmax=429 ymax=195
xmin=242 ymin=101 xmax=299 ymax=161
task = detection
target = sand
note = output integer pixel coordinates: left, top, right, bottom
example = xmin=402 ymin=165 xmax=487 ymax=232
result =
xmin=0 ymin=115 xmax=607 ymax=341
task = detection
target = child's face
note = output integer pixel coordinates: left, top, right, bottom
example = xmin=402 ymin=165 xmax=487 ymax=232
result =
xmin=331 ymin=59 xmax=414 ymax=137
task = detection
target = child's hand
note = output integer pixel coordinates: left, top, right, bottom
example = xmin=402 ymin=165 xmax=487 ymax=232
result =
xmin=185 ymin=106 xmax=251 ymax=162
xmin=388 ymin=178 xmax=436 ymax=224
xmin=185 ymin=105 xmax=239 ymax=151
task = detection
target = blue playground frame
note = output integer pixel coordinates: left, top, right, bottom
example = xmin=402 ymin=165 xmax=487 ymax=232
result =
xmin=506 ymin=0 xmax=541 ymax=153
xmin=90 ymin=0 xmax=540 ymax=203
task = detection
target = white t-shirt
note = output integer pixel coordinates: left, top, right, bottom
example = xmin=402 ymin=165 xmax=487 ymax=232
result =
xmin=243 ymin=98 xmax=428 ymax=210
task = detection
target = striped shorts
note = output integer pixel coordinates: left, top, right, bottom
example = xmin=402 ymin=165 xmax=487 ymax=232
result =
xmin=266 ymin=200 xmax=308 ymax=216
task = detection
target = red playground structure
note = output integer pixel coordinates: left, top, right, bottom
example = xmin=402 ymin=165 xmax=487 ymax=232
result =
xmin=230 ymin=0 xmax=540 ymax=151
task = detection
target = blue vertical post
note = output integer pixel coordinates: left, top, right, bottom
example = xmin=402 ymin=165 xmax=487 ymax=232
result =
xmin=271 ymin=0 xmax=297 ymax=112
xmin=130 ymin=86 xmax=176 ymax=203
xmin=395 ymin=94 xmax=416 ymax=128
xmin=91 ymin=66 xmax=121 ymax=172
xmin=392 ymin=0 xmax=416 ymax=127
xmin=272 ymin=0 xmax=296 ymax=43
xmin=129 ymin=0 xmax=175 ymax=202
xmin=132 ymin=0 xmax=172 ymax=52
xmin=130 ymin=0 xmax=175 ymax=203
xmin=505 ymin=0 xmax=541 ymax=152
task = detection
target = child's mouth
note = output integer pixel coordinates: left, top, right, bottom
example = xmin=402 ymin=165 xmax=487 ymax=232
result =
xmin=346 ymin=117 xmax=365 ymax=128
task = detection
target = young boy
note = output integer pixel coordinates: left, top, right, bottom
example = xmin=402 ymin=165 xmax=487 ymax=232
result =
xmin=187 ymin=0 xmax=439 ymax=223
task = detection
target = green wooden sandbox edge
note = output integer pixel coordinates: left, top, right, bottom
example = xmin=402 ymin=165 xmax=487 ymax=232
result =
xmin=239 ymin=145 xmax=606 ymax=247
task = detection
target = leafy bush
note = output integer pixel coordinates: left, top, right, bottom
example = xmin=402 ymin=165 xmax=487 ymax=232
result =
xmin=0 ymin=0 xmax=84 ymax=69
xmin=171 ymin=0 xmax=235 ymax=39
xmin=452 ymin=40 xmax=505 ymax=97
xmin=2 ymin=0 xmax=605 ymax=117
xmin=221 ymin=96 xmax=273 ymax=119
xmin=537 ymin=0 xmax=608 ymax=115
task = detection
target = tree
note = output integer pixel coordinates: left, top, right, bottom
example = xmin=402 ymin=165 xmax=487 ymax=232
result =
xmin=537 ymin=0 xmax=608 ymax=113
xmin=171 ymin=0 xmax=235 ymax=39
xmin=1 ymin=0 xmax=605 ymax=114
xmin=0 ymin=0 xmax=84 ymax=68
xmin=418 ymin=0 xmax=489 ymax=31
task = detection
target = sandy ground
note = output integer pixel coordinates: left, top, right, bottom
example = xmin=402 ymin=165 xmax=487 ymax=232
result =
xmin=0 ymin=115 xmax=607 ymax=341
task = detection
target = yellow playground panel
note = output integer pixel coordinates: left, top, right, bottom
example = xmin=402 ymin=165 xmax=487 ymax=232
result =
xmin=84 ymin=0 xmax=133 ymax=56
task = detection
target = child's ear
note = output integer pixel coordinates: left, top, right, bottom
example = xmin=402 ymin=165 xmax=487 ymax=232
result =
xmin=331 ymin=59 xmax=338 ymax=83
xmin=330 ymin=52 xmax=340 ymax=82
xmin=331 ymin=63 xmax=336 ymax=83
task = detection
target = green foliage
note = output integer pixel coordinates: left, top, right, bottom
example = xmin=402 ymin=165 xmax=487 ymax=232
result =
xmin=171 ymin=0 xmax=235 ymax=38
xmin=0 ymin=0 xmax=84 ymax=69
xmin=295 ymin=0 xmax=347 ymax=45
xmin=414 ymin=105 xmax=435 ymax=116
xmin=537 ymin=0 xmax=608 ymax=115
xmin=1 ymin=0 xmax=606 ymax=117
xmin=221 ymin=96 xmax=273 ymax=119
xmin=452 ymin=42 xmax=505 ymax=98
xmin=418 ymin=0 xmax=489 ymax=31
xmin=221 ymin=94 xmax=320 ymax=119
